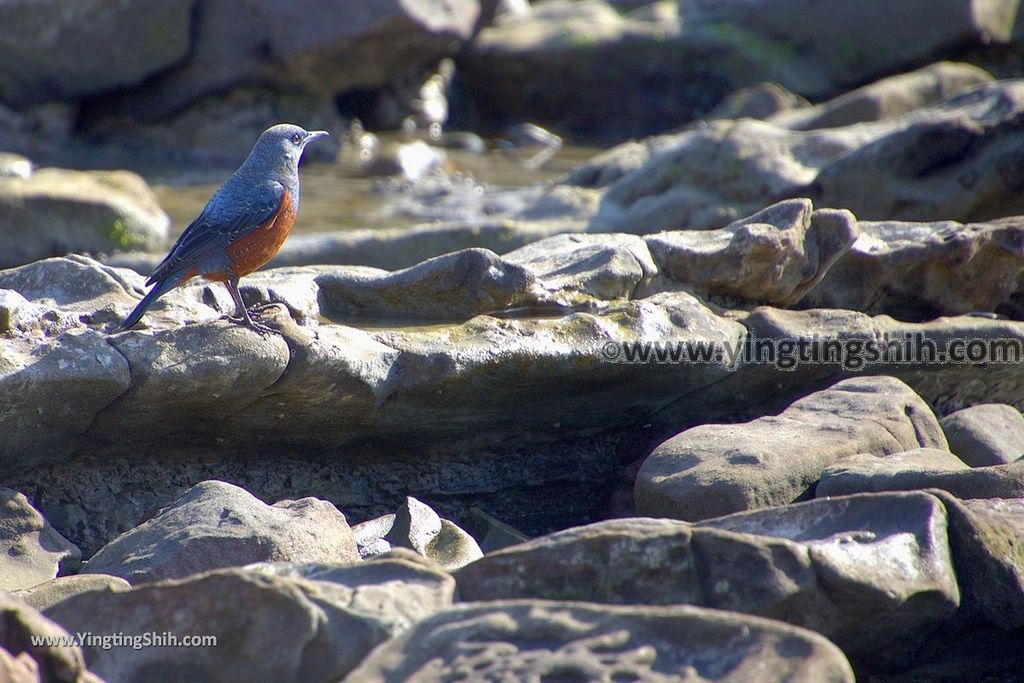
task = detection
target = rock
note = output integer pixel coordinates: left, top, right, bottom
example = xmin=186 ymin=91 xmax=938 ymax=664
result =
xmin=352 ymin=497 xmax=483 ymax=571
xmin=315 ymin=248 xmax=540 ymax=319
xmin=461 ymin=0 xmax=1014 ymax=138
xmin=932 ymin=492 xmax=1024 ymax=628
xmin=90 ymin=322 xmax=290 ymax=448
xmin=700 ymin=1 xmax=1014 ymax=97
xmin=800 ymin=216 xmax=1024 ymax=320
xmin=455 ymin=517 xmax=700 ymax=604
xmin=816 ymin=449 xmax=970 ymax=498
xmin=12 ymin=574 xmax=130 ymax=612
xmin=0 ymin=0 xmax=192 ymax=107
xmin=940 ymin=404 xmax=1024 ymax=466
xmin=0 ymin=591 xmax=100 ymax=683
xmin=643 ymin=199 xmax=858 ymax=306
xmin=0 ymin=489 xmax=80 ymax=591
xmin=0 ymin=327 xmax=130 ymax=475
xmin=83 ymin=480 xmax=359 ymax=584
xmin=635 ymin=376 xmax=947 ymax=520
xmin=807 ymin=81 xmax=1024 ymax=222
xmin=44 ymin=567 xmax=411 ymax=683
xmin=699 ymin=492 xmax=960 ymax=669
xmin=503 ymin=232 xmax=657 ymax=304
xmin=735 ymin=306 xmax=1024 ymax=415
xmin=246 ymin=548 xmax=455 ymax=634
xmin=587 ymin=80 xmax=1024 ymax=232
xmin=343 ymin=600 xmax=855 ymax=682
xmin=771 ymin=61 xmax=995 ymax=130
xmin=0 ymin=169 xmax=170 ymax=269
xmin=458 ymin=492 xmax=960 ymax=670
xmin=709 ymin=82 xmax=810 ymax=121
xmin=589 ymin=118 xmax=827 ymax=231
xmin=817 ymin=460 xmax=1024 ymax=500
xmin=462 ymin=507 xmax=529 ymax=553
xmin=87 ymin=0 xmax=482 ymax=128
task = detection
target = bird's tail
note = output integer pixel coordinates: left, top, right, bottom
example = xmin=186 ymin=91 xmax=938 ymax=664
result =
xmin=120 ymin=278 xmax=175 ymax=331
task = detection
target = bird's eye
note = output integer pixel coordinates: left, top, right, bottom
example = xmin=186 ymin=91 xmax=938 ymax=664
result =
xmin=291 ymin=133 xmax=302 ymax=145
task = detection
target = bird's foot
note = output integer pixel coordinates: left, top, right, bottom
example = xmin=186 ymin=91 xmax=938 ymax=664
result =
xmin=220 ymin=313 xmax=282 ymax=336
xmin=248 ymin=302 xmax=283 ymax=315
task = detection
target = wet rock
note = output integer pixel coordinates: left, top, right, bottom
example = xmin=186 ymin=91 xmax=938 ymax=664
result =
xmin=45 ymin=567 xmax=406 ymax=683
xmin=248 ymin=548 xmax=455 ymax=634
xmin=89 ymin=0 xmax=482 ymax=128
xmin=343 ymin=600 xmax=855 ymax=682
xmin=771 ymin=61 xmax=995 ymax=130
xmin=0 ymin=489 xmax=80 ymax=591
xmin=816 ymin=449 xmax=970 ymax=498
xmin=635 ymin=376 xmax=947 ymax=520
xmin=0 ymin=591 xmax=100 ymax=683
xmin=12 ymin=574 xmax=130 ymax=612
xmin=940 ymin=404 xmax=1024 ymax=466
xmin=352 ymin=498 xmax=483 ymax=571
xmin=316 ymin=248 xmax=539 ymax=319
xmin=0 ymin=0 xmax=192 ymax=107
xmin=933 ymin=492 xmax=1024 ymax=628
xmin=817 ymin=460 xmax=1024 ymax=500
xmin=83 ymin=480 xmax=359 ymax=584
xmin=644 ymin=199 xmax=858 ymax=306
xmin=0 ymin=169 xmax=169 ymax=269
xmin=699 ymin=492 xmax=960 ymax=670
xmin=800 ymin=216 xmax=1024 ymax=320
xmin=588 ymin=80 xmax=1024 ymax=232
xmin=503 ymin=232 xmax=657 ymax=303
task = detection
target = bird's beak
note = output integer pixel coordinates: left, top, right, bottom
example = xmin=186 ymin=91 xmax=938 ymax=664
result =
xmin=306 ymin=130 xmax=330 ymax=142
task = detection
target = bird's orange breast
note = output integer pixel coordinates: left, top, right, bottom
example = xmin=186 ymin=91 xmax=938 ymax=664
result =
xmin=225 ymin=191 xmax=297 ymax=277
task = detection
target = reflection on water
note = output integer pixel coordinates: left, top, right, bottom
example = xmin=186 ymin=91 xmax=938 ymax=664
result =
xmin=149 ymin=137 xmax=601 ymax=238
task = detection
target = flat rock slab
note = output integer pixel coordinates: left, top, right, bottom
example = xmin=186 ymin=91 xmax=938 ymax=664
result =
xmin=45 ymin=567 xmax=413 ymax=683
xmin=0 ymin=488 xmax=80 ymax=591
xmin=940 ymin=403 xmax=1024 ymax=466
xmin=352 ymin=497 xmax=483 ymax=570
xmin=817 ymin=460 xmax=1024 ymax=500
xmin=457 ymin=492 xmax=959 ymax=670
xmin=635 ymin=376 xmax=947 ymax=520
xmin=246 ymin=549 xmax=455 ymax=636
xmin=816 ymin=448 xmax=970 ymax=497
xmin=343 ymin=601 xmax=855 ymax=682
xmin=12 ymin=573 xmax=130 ymax=612
xmin=84 ymin=480 xmax=359 ymax=584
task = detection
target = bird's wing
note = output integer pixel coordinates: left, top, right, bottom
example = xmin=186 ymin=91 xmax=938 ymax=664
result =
xmin=147 ymin=179 xmax=285 ymax=285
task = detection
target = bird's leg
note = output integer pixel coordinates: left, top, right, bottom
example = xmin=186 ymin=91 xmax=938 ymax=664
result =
xmin=222 ymin=277 xmax=279 ymax=336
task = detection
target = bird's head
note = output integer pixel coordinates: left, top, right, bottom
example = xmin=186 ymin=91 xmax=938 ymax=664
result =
xmin=253 ymin=123 xmax=330 ymax=169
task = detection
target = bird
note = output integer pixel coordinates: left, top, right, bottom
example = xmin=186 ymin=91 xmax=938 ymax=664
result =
xmin=120 ymin=123 xmax=329 ymax=335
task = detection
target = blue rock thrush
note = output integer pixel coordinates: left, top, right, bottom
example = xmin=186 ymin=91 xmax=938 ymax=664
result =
xmin=120 ymin=123 xmax=329 ymax=335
